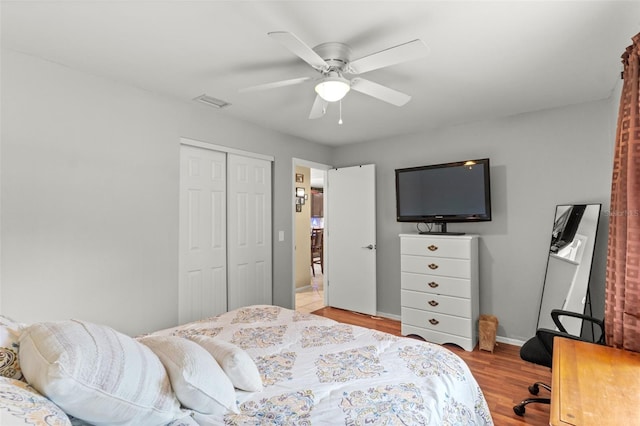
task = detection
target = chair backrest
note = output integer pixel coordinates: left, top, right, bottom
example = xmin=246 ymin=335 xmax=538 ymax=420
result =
xmin=311 ymin=229 xmax=323 ymax=251
xmin=550 ymin=309 xmax=605 ymax=344
xmin=536 ymin=309 xmax=606 ymax=357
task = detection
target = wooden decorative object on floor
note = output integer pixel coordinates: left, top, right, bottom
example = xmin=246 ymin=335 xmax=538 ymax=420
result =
xmin=479 ymin=314 xmax=499 ymax=353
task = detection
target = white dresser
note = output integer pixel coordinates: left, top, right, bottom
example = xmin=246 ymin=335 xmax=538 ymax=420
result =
xmin=400 ymin=233 xmax=479 ymax=351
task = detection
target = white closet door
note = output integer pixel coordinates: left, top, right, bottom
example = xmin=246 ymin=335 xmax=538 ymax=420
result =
xmin=179 ymin=145 xmax=227 ymax=324
xmin=227 ymin=154 xmax=272 ymax=310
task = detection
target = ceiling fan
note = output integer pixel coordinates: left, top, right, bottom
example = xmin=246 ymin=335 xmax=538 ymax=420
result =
xmin=239 ymin=31 xmax=429 ymax=120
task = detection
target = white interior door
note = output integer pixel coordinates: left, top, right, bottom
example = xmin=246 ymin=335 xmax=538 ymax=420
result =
xmin=227 ymin=154 xmax=272 ymax=310
xmin=327 ymin=164 xmax=376 ymax=315
xmin=179 ymin=145 xmax=227 ymax=324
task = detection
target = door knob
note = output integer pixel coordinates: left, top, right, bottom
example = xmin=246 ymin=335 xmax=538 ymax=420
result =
xmin=362 ymin=244 xmax=375 ymax=250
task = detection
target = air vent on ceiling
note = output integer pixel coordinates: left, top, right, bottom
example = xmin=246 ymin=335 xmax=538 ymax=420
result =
xmin=194 ymin=94 xmax=231 ymax=109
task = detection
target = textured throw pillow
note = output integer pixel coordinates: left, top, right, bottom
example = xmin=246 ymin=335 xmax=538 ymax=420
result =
xmin=0 ymin=325 xmax=23 ymax=380
xmin=189 ymin=335 xmax=263 ymax=392
xmin=139 ymin=335 xmax=238 ymax=415
xmin=18 ymin=320 xmax=184 ymax=426
xmin=0 ymin=376 xmax=71 ymax=426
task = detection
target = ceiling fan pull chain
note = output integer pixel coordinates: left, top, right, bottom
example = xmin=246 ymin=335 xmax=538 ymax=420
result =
xmin=338 ymin=100 xmax=343 ymax=125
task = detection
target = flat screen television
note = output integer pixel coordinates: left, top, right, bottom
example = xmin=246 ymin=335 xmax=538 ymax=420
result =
xmin=395 ymin=158 xmax=492 ymax=234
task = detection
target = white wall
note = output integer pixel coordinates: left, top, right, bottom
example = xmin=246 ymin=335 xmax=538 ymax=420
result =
xmin=331 ymin=99 xmax=615 ymax=342
xmin=0 ymin=50 xmax=332 ymax=335
xmin=0 ymin=48 xmax=619 ymax=342
xmin=294 ymin=166 xmax=311 ymax=290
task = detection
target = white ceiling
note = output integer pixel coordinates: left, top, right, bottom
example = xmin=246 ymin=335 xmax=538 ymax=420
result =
xmin=3 ymin=1 xmax=639 ymax=146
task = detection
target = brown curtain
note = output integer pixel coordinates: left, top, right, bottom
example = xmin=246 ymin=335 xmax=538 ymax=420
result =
xmin=605 ymin=32 xmax=640 ymax=351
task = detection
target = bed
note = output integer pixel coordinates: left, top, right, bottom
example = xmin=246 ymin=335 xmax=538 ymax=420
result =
xmin=1 ymin=305 xmax=494 ymax=425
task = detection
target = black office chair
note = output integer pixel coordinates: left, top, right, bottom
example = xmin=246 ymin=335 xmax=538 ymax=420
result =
xmin=513 ymin=309 xmax=605 ymax=416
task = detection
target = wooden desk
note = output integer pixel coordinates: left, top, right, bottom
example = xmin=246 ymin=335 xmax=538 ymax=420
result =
xmin=550 ymin=337 xmax=640 ymax=425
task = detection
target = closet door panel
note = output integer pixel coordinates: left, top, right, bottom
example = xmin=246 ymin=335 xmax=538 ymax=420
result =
xmin=227 ymin=154 xmax=272 ymax=310
xmin=179 ymin=146 xmax=227 ymax=324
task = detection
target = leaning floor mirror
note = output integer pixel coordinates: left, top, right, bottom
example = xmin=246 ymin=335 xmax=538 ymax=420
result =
xmin=537 ymin=203 xmax=601 ymax=336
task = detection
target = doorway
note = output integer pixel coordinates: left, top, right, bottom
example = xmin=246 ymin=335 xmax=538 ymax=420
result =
xmin=292 ymin=159 xmax=329 ymax=314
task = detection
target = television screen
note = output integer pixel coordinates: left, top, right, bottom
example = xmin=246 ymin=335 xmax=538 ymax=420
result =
xmin=395 ymin=158 xmax=491 ymax=223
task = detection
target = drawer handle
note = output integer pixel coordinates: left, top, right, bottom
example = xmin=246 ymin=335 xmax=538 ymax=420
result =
xmin=429 ymin=319 xmax=440 ymax=325
xmin=428 ymin=300 xmax=439 ymax=307
xmin=428 ymin=282 xmax=439 ymax=288
xmin=428 ymin=263 xmax=439 ymax=270
xmin=427 ymin=245 xmax=438 ymax=251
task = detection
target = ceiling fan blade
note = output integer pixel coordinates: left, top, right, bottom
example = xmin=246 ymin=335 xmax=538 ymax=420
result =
xmin=350 ymin=78 xmax=411 ymax=106
xmin=348 ymin=39 xmax=428 ymax=74
xmin=309 ymin=95 xmax=328 ymax=119
xmin=268 ymin=31 xmax=329 ymax=70
xmin=239 ymin=76 xmax=311 ymax=93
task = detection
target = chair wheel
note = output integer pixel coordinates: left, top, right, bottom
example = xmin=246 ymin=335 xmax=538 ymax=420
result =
xmin=528 ymin=383 xmax=540 ymax=395
xmin=513 ymin=404 xmax=525 ymax=416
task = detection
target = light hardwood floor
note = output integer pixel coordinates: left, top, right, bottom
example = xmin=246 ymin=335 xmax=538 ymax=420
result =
xmin=310 ymin=306 xmax=552 ymax=426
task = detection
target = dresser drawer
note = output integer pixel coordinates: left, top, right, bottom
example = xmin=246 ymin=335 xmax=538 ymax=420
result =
xmin=401 ymin=255 xmax=471 ymax=279
xmin=401 ymin=324 xmax=475 ymax=351
xmin=401 ymin=236 xmax=471 ymax=259
xmin=401 ymin=272 xmax=471 ymax=298
xmin=401 ymin=307 xmax=472 ymax=338
xmin=401 ymin=290 xmax=471 ymax=317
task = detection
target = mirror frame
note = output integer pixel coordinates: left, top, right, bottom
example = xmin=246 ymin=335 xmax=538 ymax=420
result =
xmin=536 ymin=203 xmax=601 ymax=335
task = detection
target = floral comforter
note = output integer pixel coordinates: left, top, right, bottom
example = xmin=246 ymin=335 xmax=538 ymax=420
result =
xmin=154 ymin=305 xmax=494 ymax=425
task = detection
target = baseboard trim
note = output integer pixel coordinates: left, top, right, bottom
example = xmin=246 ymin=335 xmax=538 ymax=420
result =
xmin=377 ymin=313 xmax=525 ymax=346
xmin=497 ymin=336 xmax=525 ymax=347
xmin=322 ymin=306 xmax=526 ymax=347
xmin=378 ymin=311 xmax=525 ymax=347
xmin=375 ymin=311 xmax=401 ymax=322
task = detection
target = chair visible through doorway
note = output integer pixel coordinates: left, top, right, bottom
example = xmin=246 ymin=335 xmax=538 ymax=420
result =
xmin=311 ymin=228 xmax=323 ymax=278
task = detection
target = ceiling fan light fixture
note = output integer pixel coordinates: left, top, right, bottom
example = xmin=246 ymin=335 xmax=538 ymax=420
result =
xmin=315 ymin=74 xmax=350 ymax=102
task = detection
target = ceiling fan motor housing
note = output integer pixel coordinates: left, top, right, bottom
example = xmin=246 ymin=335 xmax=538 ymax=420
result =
xmin=313 ymin=42 xmax=352 ymax=73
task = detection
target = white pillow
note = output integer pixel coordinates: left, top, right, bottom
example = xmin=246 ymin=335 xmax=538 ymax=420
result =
xmin=19 ymin=320 xmax=184 ymax=426
xmin=139 ymin=335 xmax=238 ymax=415
xmin=189 ymin=335 xmax=263 ymax=392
